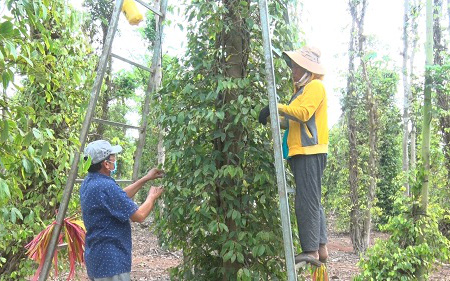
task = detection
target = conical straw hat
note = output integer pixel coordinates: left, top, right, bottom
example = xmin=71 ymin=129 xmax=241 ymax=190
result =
xmin=283 ymin=46 xmax=326 ymax=75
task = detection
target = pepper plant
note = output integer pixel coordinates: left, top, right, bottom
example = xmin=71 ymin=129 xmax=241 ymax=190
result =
xmin=154 ymin=0 xmax=303 ymax=280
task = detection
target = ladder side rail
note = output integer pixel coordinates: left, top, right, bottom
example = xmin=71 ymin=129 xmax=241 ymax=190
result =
xmin=75 ymin=179 xmax=134 ymax=184
xmin=38 ymin=0 xmax=125 ymax=280
xmin=132 ymin=0 xmax=168 ymax=181
xmin=93 ymin=118 xmax=140 ymax=130
xmin=258 ymin=1 xmax=298 ymax=280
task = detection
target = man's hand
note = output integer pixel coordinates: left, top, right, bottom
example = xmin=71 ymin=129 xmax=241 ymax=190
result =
xmin=258 ymin=105 xmax=270 ymax=125
xmin=144 ymin=168 xmax=165 ymax=181
xmin=131 ymin=186 xmax=165 ymax=223
xmin=147 ymin=186 xmax=164 ymax=201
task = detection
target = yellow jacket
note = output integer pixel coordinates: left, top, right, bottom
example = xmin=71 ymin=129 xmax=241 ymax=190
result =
xmin=278 ymin=79 xmax=328 ymax=156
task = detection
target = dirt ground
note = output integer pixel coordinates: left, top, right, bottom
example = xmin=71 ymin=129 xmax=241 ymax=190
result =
xmin=57 ymin=219 xmax=450 ymax=281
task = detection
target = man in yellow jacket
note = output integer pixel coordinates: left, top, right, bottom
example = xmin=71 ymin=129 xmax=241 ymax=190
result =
xmin=259 ymin=46 xmax=328 ymax=266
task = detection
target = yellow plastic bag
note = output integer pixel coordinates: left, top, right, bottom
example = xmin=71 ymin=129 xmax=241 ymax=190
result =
xmin=122 ymin=0 xmax=143 ymax=26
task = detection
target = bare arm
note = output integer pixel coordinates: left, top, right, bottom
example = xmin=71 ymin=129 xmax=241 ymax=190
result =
xmin=123 ymin=177 xmax=148 ymax=198
xmin=130 ymin=186 xmax=164 ymax=223
xmin=123 ymin=168 xmax=164 ymax=198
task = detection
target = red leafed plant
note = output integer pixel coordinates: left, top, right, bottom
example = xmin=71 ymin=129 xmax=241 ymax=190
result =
xmin=25 ymin=215 xmax=86 ymax=281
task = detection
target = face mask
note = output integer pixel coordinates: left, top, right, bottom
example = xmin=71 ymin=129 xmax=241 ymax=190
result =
xmin=295 ymin=71 xmax=312 ymax=88
xmin=108 ymin=160 xmax=118 ymax=176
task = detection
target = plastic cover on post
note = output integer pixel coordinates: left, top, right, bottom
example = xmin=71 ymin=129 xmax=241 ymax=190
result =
xmin=122 ymin=0 xmax=143 ymax=25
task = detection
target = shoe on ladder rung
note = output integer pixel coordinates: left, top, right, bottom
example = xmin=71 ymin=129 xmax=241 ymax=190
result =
xmin=295 ymin=253 xmax=322 ymax=267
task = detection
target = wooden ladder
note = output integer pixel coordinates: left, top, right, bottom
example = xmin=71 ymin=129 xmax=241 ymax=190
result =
xmin=38 ymin=0 xmax=168 ymax=279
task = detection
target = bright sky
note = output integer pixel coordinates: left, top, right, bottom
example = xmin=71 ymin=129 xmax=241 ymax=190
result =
xmin=68 ymin=0 xmax=435 ymax=128
xmin=302 ymin=0 xmax=423 ymax=126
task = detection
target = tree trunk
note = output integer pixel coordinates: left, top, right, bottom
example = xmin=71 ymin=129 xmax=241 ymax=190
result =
xmin=358 ymin=0 xmax=377 ymax=251
xmin=288 ymin=0 xmax=302 ymax=30
xmin=347 ymin=0 xmax=364 ymax=254
xmin=434 ymin=0 xmax=450 ymax=187
xmin=132 ymin=0 xmax=164 ymax=181
xmin=97 ymin=57 xmax=112 ymax=138
xmin=348 ymin=0 xmax=371 ymax=254
xmin=356 ymin=0 xmax=374 ymax=251
xmin=95 ymin=20 xmax=112 ymax=138
xmin=154 ymin=34 xmax=164 ymax=167
xmin=0 ymin=249 xmax=26 ymax=277
xmin=409 ymin=0 xmax=419 ymax=174
xmin=281 ymin=1 xmax=294 ymax=51
xmin=448 ymin=0 xmax=450 ymax=38
xmin=410 ymin=121 xmax=416 ymax=172
xmin=402 ymin=0 xmax=411 ymax=195
xmin=422 ymin=0 xmax=433 ymax=218
xmin=157 ymin=127 xmax=165 ymax=165
xmin=360 ymin=51 xmax=376 ymax=251
xmin=417 ymin=0 xmax=433 ymax=279
xmin=217 ymin=0 xmax=249 ymax=279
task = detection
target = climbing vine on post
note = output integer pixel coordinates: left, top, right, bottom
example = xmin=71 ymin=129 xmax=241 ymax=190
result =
xmin=155 ymin=0 xmax=300 ymax=280
xmin=0 ymin=0 xmax=95 ymax=278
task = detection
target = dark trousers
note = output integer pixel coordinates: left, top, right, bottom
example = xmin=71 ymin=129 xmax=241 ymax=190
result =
xmin=288 ymin=153 xmax=328 ymax=252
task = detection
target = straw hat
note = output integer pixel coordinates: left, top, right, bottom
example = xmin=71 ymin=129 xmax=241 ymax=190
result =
xmin=283 ymin=46 xmax=326 ymax=75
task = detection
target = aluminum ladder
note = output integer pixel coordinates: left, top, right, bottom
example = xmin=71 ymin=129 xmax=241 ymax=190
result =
xmin=258 ymin=1 xmax=298 ymax=280
xmin=38 ymin=0 xmax=168 ymax=279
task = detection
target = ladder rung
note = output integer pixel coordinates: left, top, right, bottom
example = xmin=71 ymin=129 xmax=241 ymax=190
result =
xmin=271 ymin=46 xmax=282 ymax=58
xmin=110 ymin=53 xmax=152 ymax=72
xmin=116 ymin=179 xmax=134 ymax=184
xmin=93 ymin=118 xmax=140 ymax=130
xmin=134 ymin=0 xmax=163 ymax=17
xmin=295 ymin=261 xmax=306 ymax=271
xmin=286 ymin=188 xmax=295 ymax=194
xmin=75 ymin=179 xmax=134 ymax=184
